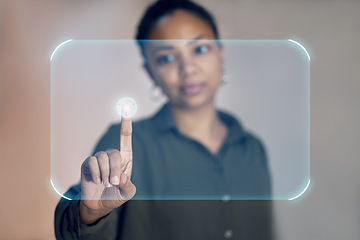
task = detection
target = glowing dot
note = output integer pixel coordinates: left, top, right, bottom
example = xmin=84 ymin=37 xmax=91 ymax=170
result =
xmin=117 ymin=97 xmax=137 ymax=118
xmin=122 ymin=103 xmax=132 ymax=115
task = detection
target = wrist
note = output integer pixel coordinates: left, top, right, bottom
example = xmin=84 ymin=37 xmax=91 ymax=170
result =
xmin=79 ymin=201 xmax=112 ymax=225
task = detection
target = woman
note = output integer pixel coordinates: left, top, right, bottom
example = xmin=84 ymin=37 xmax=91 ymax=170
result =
xmin=55 ymin=1 xmax=273 ymax=239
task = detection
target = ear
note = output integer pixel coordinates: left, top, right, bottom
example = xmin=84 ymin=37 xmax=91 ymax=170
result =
xmin=143 ymin=62 xmax=158 ymax=86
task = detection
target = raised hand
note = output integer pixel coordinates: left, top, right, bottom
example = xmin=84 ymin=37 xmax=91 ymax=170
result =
xmin=79 ymin=109 xmax=136 ymax=224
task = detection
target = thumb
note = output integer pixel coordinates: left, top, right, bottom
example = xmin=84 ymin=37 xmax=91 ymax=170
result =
xmin=118 ymin=162 xmax=136 ymax=200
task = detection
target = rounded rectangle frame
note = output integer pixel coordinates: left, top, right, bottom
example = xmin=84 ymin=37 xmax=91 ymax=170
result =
xmin=50 ymin=39 xmax=310 ymax=201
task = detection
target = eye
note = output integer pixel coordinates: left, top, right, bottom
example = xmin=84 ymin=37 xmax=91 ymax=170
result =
xmin=194 ymin=44 xmax=210 ymax=55
xmin=156 ymin=54 xmax=175 ymax=65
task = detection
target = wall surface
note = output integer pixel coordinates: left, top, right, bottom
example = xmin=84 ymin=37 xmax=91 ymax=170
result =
xmin=0 ymin=0 xmax=359 ymax=239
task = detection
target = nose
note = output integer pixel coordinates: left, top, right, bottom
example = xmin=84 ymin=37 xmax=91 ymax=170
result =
xmin=179 ymin=53 xmax=196 ymax=79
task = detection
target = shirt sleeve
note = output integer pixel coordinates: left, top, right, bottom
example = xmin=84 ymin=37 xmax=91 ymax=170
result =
xmin=54 ymin=124 xmax=123 ymax=240
xmin=54 ymin=185 xmax=81 ymax=240
xmin=54 ymin=183 xmax=125 ymax=240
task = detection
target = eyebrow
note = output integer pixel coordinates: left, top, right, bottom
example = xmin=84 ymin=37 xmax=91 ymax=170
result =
xmin=187 ymin=34 xmax=207 ymax=45
xmin=149 ymin=34 xmax=211 ymax=55
xmin=150 ymin=45 xmax=175 ymax=55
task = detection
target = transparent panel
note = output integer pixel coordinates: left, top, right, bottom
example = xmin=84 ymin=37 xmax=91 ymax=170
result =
xmin=50 ymin=39 xmax=310 ymax=200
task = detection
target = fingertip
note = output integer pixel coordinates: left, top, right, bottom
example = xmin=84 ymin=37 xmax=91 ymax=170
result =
xmin=122 ymin=103 xmax=132 ymax=115
xmin=117 ymin=97 xmax=137 ymax=119
xmin=103 ymin=179 xmax=112 ymax=188
xmin=95 ymin=177 xmax=101 ymax=184
xmin=111 ymin=176 xmax=120 ymax=185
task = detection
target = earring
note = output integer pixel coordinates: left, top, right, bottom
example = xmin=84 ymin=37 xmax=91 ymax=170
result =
xmin=149 ymin=85 xmax=164 ymax=101
xmin=222 ymin=69 xmax=229 ymax=85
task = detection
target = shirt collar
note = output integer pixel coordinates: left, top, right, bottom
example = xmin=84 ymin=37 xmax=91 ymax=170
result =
xmin=152 ymin=103 xmax=178 ymax=132
xmin=217 ymin=109 xmax=246 ymax=144
xmin=151 ymin=103 xmax=246 ymax=144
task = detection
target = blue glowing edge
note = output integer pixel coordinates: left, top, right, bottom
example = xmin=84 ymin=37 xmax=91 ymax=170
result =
xmin=50 ymin=39 xmax=73 ymax=61
xmin=50 ymin=177 xmax=311 ymax=201
xmin=50 ymin=39 xmax=310 ymax=201
xmin=288 ymin=39 xmax=310 ymax=61
xmin=50 ymin=179 xmax=72 ymax=200
xmin=288 ymin=179 xmax=311 ymax=200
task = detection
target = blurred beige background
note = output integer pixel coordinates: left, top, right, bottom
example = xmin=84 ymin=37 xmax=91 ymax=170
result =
xmin=0 ymin=0 xmax=359 ymax=239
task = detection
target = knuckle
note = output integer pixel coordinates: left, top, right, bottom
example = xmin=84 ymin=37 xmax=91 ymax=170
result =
xmin=106 ymin=148 xmax=119 ymax=154
xmin=88 ymin=156 xmax=97 ymax=164
xmin=97 ymin=155 xmax=109 ymax=164
xmin=108 ymin=151 xmax=120 ymax=160
xmin=95 ymin=151 xmax=106 ymax=158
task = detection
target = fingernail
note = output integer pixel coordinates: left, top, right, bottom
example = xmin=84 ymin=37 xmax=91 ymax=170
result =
xmin=104 ymin=179 xmax=112 ymax=188
xmin=96 ymin=177 xmax=101 ymax=184
xmin=111 ymin=176 xmax=120 ymax=185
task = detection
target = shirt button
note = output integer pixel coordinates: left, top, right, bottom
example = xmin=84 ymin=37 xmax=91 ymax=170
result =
xmin=224 ymin=229 xmax=233 ymax=239
xmin=213 ymin=163 xmax=223 ymax=172
xmin=222 ymin=194 xmax=231 ymax=203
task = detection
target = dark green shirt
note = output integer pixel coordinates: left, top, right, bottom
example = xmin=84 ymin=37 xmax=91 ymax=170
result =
xmin=55 ymin=104 xmax=273 ymax=240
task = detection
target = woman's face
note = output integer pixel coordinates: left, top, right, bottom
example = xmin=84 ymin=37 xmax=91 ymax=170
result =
xmin=144 ymin=10 xmax=224 ymax=110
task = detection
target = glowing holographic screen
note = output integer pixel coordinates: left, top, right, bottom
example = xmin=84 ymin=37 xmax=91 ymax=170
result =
xmin=51 ymin=40 xmax=310 ymax=200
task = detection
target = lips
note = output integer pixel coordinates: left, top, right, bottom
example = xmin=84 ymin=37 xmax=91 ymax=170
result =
xmin=180 ymin=83 xmax=205 ymax=96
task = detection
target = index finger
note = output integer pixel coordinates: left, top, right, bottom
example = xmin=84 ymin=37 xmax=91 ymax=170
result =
xmin=120 ymin=116 xmax=132 ymax=152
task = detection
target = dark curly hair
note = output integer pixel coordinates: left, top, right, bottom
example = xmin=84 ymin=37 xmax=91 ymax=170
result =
xmin=135 ymin=0 xmax=220 ymax=59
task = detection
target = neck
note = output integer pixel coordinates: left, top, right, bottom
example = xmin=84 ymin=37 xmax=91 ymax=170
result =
xmin=168 ymin=101 xmax=223 ymax=140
